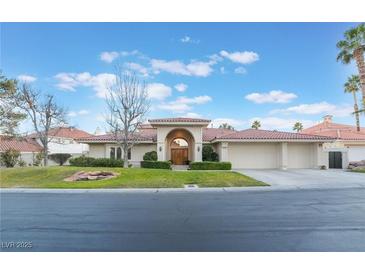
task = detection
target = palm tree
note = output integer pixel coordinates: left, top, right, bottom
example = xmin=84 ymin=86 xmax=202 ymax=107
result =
xmin=293 ymin=121 xmax=303 ymax=132
xmin=344 ymin=75 xmax=361 ymax=131
xmin=337 ymin=23 xmax=365 ymax=111
xmin=219 ymin=123 xmax=235 ymax=130
xmin=251 ymin=120 xmax=261 ymax=130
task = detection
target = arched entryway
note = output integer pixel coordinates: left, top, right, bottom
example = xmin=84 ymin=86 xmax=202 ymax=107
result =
xmin=165 ymin=128 xmax=195 ymax=165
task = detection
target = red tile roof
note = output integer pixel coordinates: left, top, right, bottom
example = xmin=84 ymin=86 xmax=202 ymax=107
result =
xmin=213 ymin=128 xmax=333 ymax=141
xmin=28 ymin=127 xmax=92 ymax=139
xmin=203 ymin=128 xmax=236 ymax=141
xmin=0 ymin=136 xmax=43 ymax=152
xmin=148 ymin=117 xmax=211 ymax=123
xmin=302 ymin=121 xmax=365 ymax=140
xmin=76 ymin=129 xmax=157 ymax=143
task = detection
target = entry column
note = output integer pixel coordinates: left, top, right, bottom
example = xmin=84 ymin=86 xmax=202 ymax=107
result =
xmin=279 ymin=142 xmax=288 ymax=170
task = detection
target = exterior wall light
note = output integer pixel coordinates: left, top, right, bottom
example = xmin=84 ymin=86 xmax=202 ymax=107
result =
xmin=159 ymin=146 xmax=162 ymax=152
xmin=197 ymin=146 xmax=200 ymax=152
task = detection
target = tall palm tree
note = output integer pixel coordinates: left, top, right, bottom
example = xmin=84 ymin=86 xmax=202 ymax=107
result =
xmin=219 ymin=123 xmax=235 ymax=130
xmin=344 ymin=75 xmax=361 ymax=131
xmin=251 ymin=120 xmax=261 ymax=130
xmin=337 ymin=23 xmax=365 ymax=111
xmin=293 ymin=121 xmax=303 ymax=133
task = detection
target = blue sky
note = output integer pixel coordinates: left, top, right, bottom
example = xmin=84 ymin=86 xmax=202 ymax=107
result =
xmin=1 ymin=22 xmax=361 ymax=134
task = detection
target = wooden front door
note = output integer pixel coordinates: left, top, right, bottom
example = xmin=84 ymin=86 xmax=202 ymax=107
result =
xmin=171 ymin=148 xmax=188 ymax=165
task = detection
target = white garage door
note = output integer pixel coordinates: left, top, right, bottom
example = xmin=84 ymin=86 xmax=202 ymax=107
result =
xmin=287 ymin=143 xmax=313 ymax=168
xmin=228 ymin=143 xmax=278 ymax=169
xmin=348 ymin=147 xmax=365 ymax=161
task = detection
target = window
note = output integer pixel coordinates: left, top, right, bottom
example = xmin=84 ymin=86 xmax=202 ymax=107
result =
xmin=128 ymin=148 xmax=131 ymax=160
xmin=110 ymin=147 xmax=115 ymax=159
xmin=116 ymin=147 xmax=122 ymax=160
xmin=172 ymin=138 xmax=188 ymax=147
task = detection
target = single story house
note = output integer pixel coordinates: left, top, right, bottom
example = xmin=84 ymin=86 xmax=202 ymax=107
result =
xmin=302 ymin=115 xmax=365 ymax=168
xmin=28 ymin=126 xmax=91 ymax=165
xmin=0 ymin=135 xmax=43 ymax=167
xmin=77 ymin=117 xmax=334 ymax=169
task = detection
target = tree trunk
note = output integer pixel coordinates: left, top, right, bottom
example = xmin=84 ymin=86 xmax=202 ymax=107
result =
xmin=353 ymin=91 xmax=361 ymax=131
xmin=354 ymin=48 xmax=365 ymax=110
xmin=123 ymin=145 xmax=129 ymax=168
xmin=43 ymin=144 xmax=48 ymax=166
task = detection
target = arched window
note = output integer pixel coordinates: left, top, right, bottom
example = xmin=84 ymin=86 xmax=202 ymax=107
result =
xmin=116 ymin=147 xmax=122 ymax=160
xmin=172 ymin=138 xmax=188 ymax=147
xmin=110 ymin=147 xmax=115 ymax=159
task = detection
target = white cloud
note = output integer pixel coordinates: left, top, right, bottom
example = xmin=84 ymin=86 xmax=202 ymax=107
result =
xmin=249 ymin=117 xmax=316 ymax=131
xmin=100 ymin=51 xmax=119 ymax=63
xmin=180 ymin=36 xmax=200 ymax=44
xmin=17 ymin=74 xmax=37 ymax=83
xmin=181 ymin=36 xmax=191 ymax=43
xmin=234 ymin=67 xmax=247 ymax=74
xmin=125 ymin=62 xmax=149 ymax=77
xmin=159 ymin=102 xmax=191 ymax=113
xmin=120 ymin=50 xmax=139 ymax=57
xmin=245 ymin=90 xmax=297 ymax=104
xmin=68 ymin=109 xmax=90 ymax=117
xmin=271 ymin=102 xmax=353 ymax=117
xmin=151 ymin=59 xmax=213 ymax=77
xmin=220 ymin=67 xmax=226 ymax=74
xmin=220 ymin=50 xmax=259 ymax=64
xmin=54 ymin=72 xmax=116 ymax=98
xmin=159 ymin=95 xmax=212 ymax=113
xmin=147 ymin=83 xmax=172 ymax=100
xmin=175 ymin=95 xmax=212 ymax=105
xmin=174 ymin=83 xmax=188 ymax=92
xmin=183 ymin=112 xmax=203 ymax=118
xmin=210 ymin=118 xmax=246 ymax=129
xmin=100 ymin=50 xmax=140 ymax=63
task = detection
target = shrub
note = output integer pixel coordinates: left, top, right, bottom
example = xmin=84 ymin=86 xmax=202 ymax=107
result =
xmin=69 ymin=155 xmax=124 ymax=167
xmin=143 ymin=151 xmax=158 ymax=161
xmin=202 ymin=145 xmax=219 ymax=162
xmin=48 ymin=153 xmax=72 ymax=166
xmin=33 ymin=152 xmax=44 ymax=166
xmin=0 ymin=149 xmax=20 ymax=168
xmin=18 ymin=159 xmax=27 ymax=167
xmin=141 ymin=160 xmax=171 ymax=169
xmin=189 ymin=161 xmax=231 ymax=170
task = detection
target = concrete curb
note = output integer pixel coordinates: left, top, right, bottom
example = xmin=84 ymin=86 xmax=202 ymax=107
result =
xmin=1 ymin=184 xmax=364 ymax=194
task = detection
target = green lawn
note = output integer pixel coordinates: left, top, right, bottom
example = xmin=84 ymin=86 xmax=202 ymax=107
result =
xmin=0 ymin=166 xmax=268 ymax=188
xmin=352 ymin=168 xmax=365 ymax=173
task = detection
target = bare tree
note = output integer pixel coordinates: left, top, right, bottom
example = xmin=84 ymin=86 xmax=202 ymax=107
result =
xmin=105 ymin=69 xmax=150 ymax=168
xmin=14 ymin=84 xmax=66 ymax=166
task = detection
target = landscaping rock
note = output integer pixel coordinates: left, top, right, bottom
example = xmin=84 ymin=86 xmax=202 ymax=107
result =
xmin=348 ymin=160 xmax=365 ymax=170
xmin=65 ymin=171 xmax=118 ymax=182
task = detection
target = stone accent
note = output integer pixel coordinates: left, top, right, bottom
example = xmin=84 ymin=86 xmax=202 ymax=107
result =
xmin=65 ymin=171 xmax=119 ymax=181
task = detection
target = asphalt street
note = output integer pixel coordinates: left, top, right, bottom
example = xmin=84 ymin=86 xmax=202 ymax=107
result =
xmin=1 ymin=188 xmax=365 ymax=251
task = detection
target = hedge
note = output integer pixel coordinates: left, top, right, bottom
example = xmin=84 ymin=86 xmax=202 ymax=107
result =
xmin=141 ymin=160 xmax=171 ymax=169
xmin=143 ymin=151 xmax=158 ymax=161
xmin=189 ymin=161 xmax=232 ymax=170
xmin=69 ymin=156 xmax=124 ymax=167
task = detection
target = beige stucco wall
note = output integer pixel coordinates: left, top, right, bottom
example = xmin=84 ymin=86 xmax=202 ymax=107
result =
xmin=131 ymin=144 xmax=156 ymax=161
xmin=287 ymin=143 xmax=314 ymax=168
xmin=228 ymin=143 xmax=279 ymax=169
xmin=88 ymin=144 xmax=107 ymax=158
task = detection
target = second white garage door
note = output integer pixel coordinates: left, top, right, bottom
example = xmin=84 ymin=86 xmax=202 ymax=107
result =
xmin=228 ymin=143 xmax=278 ymax=169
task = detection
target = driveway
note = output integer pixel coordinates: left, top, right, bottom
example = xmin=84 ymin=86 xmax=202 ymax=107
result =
xmin=235 ymin=169 xmax=365 ymax=189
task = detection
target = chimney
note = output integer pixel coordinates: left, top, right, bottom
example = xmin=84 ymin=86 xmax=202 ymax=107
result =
xmin=323 ymin=115 xmax=333 ymax=124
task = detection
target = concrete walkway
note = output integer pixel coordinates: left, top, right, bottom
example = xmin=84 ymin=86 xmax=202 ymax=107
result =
xmin=235 ymin=169 xmax=365 ymax=189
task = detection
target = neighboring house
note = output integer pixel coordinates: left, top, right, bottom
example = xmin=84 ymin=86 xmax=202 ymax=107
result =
xmin=0 ymin=135 xmax=43 ymax=167
xmin=77 ymin=117 xmax=333 ymax=169
xmin=28 ymin=126 xmax=92 ymax=165
xmin=302 ymin=115 xmax=365 ymax=168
